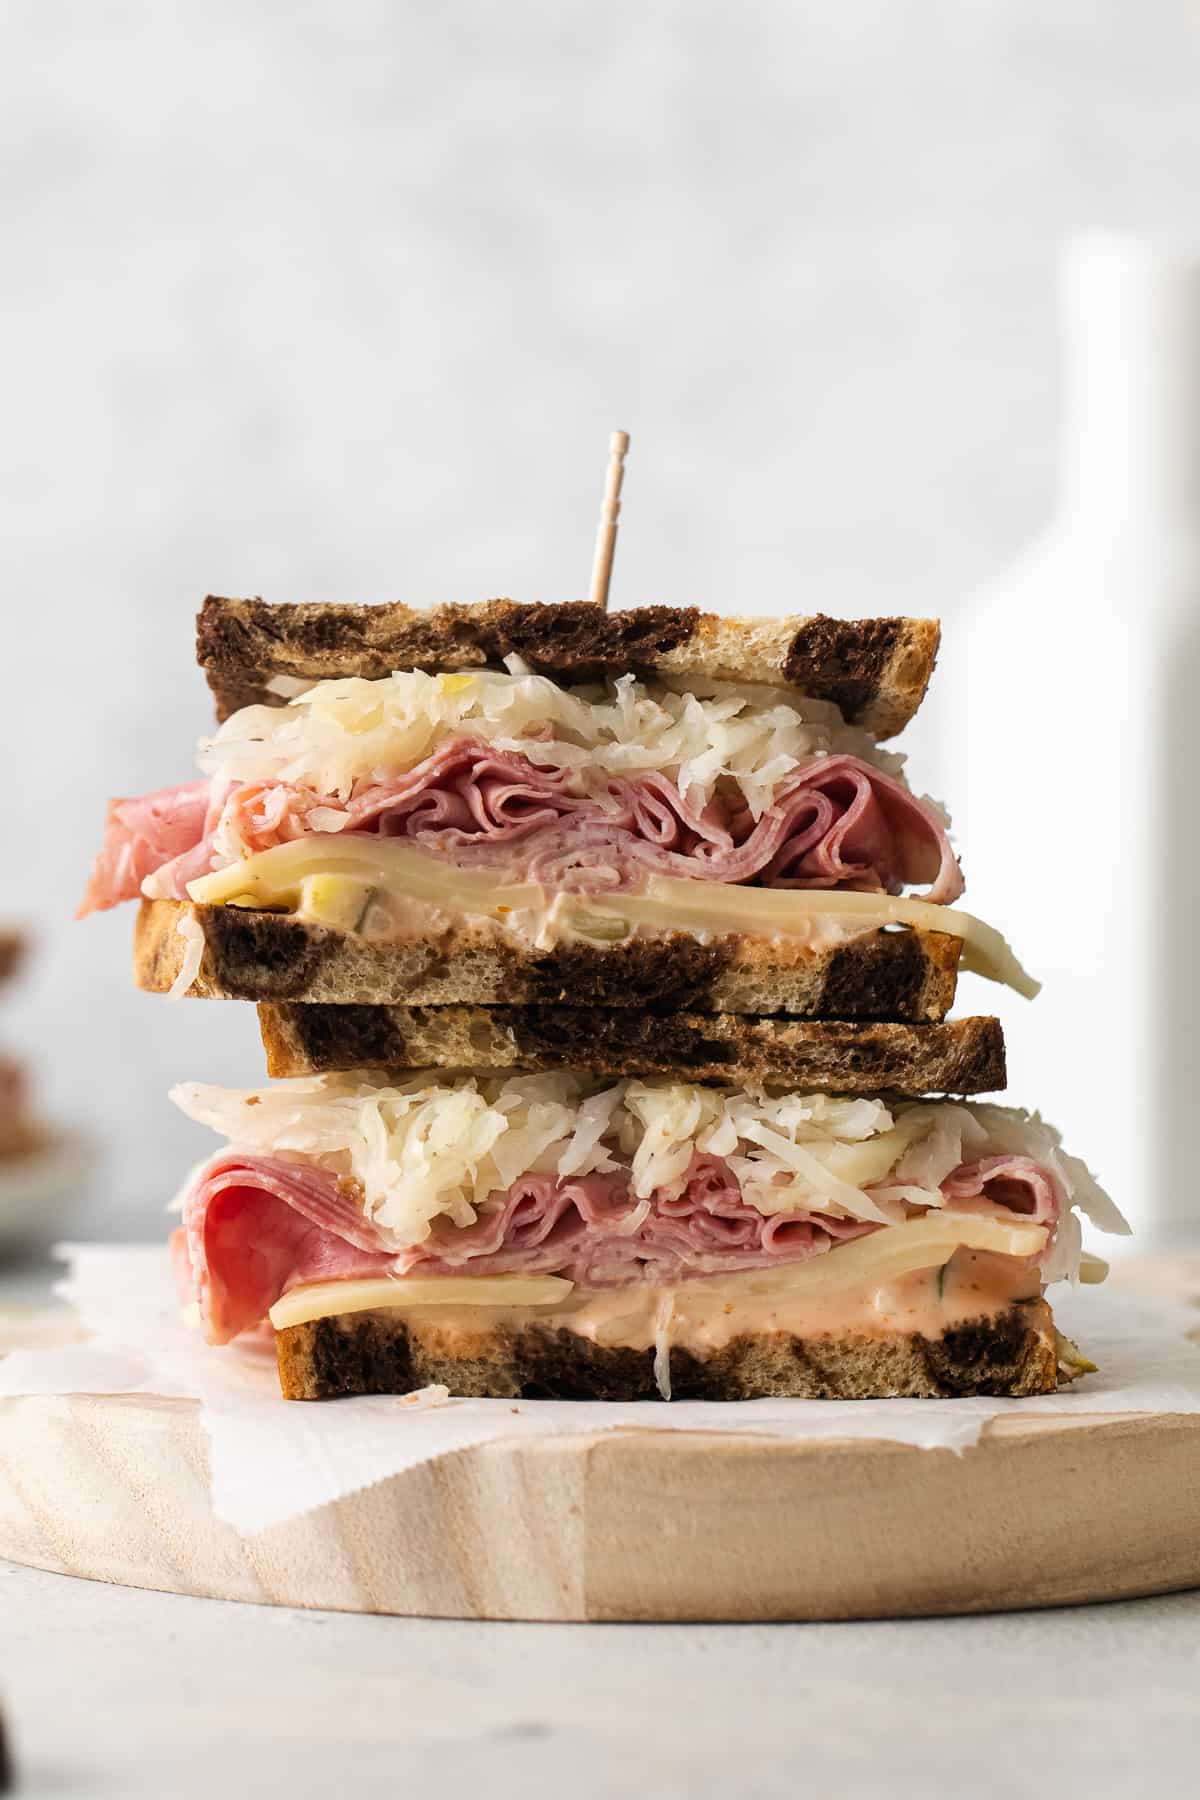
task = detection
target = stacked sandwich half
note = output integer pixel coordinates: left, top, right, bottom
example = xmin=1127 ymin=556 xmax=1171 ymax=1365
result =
xmin=81 ymin=597 xmax=1127 ymax=1400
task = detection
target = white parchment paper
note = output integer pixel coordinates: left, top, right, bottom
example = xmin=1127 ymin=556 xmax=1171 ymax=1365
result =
xmin=2 ymin=1242 xmax=1199 ymax=1536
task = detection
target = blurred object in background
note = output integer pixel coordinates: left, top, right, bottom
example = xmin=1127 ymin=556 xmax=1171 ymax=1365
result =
xmin=0 ymin=931 xmax=41 ymax=1163
xmin=0 ymin=932 xmax=33 ymax=1160
xmin=942 ymin=233 xmax=1200 ymax=1242
xmin=0 ymin=929 xmax=99 ymax=1258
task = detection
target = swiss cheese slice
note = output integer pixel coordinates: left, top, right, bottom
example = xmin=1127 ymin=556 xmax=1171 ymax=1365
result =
xmin=690 ymin=1214 xmax=1047 ymax=1302
xmin=269 ymin=1272 xmax=574 ymax=1330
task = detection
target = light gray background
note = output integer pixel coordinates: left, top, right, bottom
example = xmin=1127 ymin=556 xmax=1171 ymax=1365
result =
xmin=4 ymin=0 xmax=1200 ymax=1230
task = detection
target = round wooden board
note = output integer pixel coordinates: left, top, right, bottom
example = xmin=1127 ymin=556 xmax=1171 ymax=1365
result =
xmin=3 ymin=1383 xmax=1200 ymax=1621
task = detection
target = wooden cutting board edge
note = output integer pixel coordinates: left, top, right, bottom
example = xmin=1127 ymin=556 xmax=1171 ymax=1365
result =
xmin=2 ymin=1383 xmax=1199 ymax=1622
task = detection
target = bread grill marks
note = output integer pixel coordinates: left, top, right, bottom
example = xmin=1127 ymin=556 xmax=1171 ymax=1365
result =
xmin=196 ymin=596 xmax=940 ymax=737
xmin=134 ymin=899 xmax=963 ymax=1021
xmin=275 ymin=1299 xmax=1059 ymax=1400
xmin=258 ymin=1003 xmax=1006 ymax=1096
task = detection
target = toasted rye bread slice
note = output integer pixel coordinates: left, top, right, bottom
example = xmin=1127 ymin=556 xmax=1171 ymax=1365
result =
xmin=258 ymin=1003 xmax=1004 ymax=1094
xmin=135 ymin=899 xmax=962 ymax=1020
xmin=275 ymin=1298 xmax=1059 ymax=1400
xmin=197 ymin=596 xmax=940 ymax=738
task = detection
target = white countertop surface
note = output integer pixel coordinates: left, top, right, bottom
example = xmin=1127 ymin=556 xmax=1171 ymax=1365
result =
xmin=3 ymin=1559 xmax=1198 ymax=1798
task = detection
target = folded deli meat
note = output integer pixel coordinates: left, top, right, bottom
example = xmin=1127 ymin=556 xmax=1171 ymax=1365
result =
xmin=171 ymin=1073 xmax=1127 ymax=1390
xmin=80 ymin=666 xmax=965 ymax=920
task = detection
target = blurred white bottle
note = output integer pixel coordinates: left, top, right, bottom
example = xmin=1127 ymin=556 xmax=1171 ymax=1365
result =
xmin=941 ymin=234 xmax=1200 ymax=1241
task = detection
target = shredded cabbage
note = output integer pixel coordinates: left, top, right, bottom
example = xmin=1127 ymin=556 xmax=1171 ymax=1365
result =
xmin=170 ymin=1073 xmax=1128 ymax=1279
xmin=197 ymin=665 xmax=908 ymax=817
xmin=167 ymin=912 xmax=206 ymax=1001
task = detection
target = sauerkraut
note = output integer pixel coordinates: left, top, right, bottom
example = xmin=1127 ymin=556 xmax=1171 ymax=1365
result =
xmin=170 ymin=1072 xmax=1127 ymax=1277
xmin=197 ymin=663 xmax=914 ymax=819
xmin=166 ymin=911 xmax=206 ymax=1002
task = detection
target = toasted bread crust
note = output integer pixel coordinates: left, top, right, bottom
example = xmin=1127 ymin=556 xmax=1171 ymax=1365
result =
xmin=197 ymin=597 xmax=940 ymax=738
xmin=135 ymin=899 xmax=962 ymax=1021
xmin=258 ymin=1003 xmax=1004 ymax=1094
xmin=275 ymin=1299 xmax=1060 ymax=1401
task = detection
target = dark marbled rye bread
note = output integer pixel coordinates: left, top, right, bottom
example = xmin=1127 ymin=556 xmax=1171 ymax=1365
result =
xmin=135 ymin=899 xmax=963 ymax=1021
xmin=258 ymin=1002 xmax=1005 ymax=1095
xmin=197 ymin=596 xmax=940 ymax=738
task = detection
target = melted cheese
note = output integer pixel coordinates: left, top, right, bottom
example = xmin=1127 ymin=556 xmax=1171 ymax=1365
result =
xmin=187 ymin=835 xmax=537 ymax=914
xmin=266 ymin=1216 xmax=1046 ymax=1332
xmin=687 ymin=1214 xmax=1046 ymax=1301
xmin=268 ymin=1272 xmax=573 ymax=1330
xmin=185 ymin=836 xmax=1038 ymax=997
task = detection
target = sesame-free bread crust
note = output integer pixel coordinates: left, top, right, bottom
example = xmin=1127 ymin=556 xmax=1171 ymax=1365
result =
xmin=275 ymin=1299 xmax=1060 ymax=1401
xmin=258 ymin=1002 xmax=1005 ymax=1094
xmin=197 ymin=596 xmax=941 ymax=738
xmin=135 ymin=898 xmax=963 ymax=1021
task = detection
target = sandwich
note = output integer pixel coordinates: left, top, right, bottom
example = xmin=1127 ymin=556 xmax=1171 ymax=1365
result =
xmin=81 ymin=597 xmax=1033 ymax=1015
xmin=82 ymin=595 xmax=1124 ymax=1402
xmin=170 ymin=1070 xmax=1123 ymax=1400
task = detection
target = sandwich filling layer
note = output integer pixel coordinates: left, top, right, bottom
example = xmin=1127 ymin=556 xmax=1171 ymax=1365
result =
xmin=263 ymin=1248 xmax=1046 ymax=1354
xmin=156 ymin=838 xmax=1033 ymax=997
xmin=80 ymin=667 xmax=965 ymax=920
xmin=170 ymin=1073 xmax=1127 ymax=1347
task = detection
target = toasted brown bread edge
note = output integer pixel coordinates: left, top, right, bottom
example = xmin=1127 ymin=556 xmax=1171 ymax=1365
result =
xmin=258 ymin=1003 xmax=1005 ymax=1094
xmin=196 ymin=597 xmax=940 ymax=738
xmin=135 ymin=899 xmax=962 ymax=1022
xmin=275 ymin=1298 xmax=1059 ymax=1400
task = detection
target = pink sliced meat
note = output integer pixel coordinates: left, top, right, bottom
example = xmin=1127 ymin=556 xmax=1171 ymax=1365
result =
xmin=347 ymin=739 xmax=584 ymax=839
xmin=378 ymin=748 xmax=960 ymax=900
xmin=85 ymin=737 xmax=962 ymax=910
xmin=351 ymin=743 xmax=961 ymax=900
xmin=764 ymin=759 xmax=962 ymax=901
xmin=180 ymin=1152 xmax=395 ymax=1344
xmin=940 ymin=1155 xmax=1061 ymax=1234
xmin=77 ymin=780 xmax=213 ymax=916
xmin=411 ymin=1156 xmax=877 ymax=1286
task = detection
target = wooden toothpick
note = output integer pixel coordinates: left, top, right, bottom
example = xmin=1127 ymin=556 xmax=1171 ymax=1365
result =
xmin=588 ymin=430 xmax=630 ymax=611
